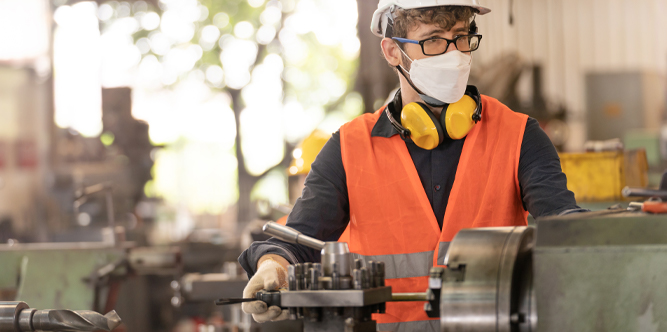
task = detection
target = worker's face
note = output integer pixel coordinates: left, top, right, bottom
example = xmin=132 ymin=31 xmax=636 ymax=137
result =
xmin=381 ymin=20 xmax=469 ymax=69
xmin=401 ymin=20 xmax=468 ymax=66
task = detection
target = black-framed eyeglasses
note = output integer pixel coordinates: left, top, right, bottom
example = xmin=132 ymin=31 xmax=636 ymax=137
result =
xmin=392 ymin=34 xmax=482 ymax=56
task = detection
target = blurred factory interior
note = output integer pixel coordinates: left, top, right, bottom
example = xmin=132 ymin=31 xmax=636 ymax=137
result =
xmin=0 ymin=0 xmax=665 ymax=331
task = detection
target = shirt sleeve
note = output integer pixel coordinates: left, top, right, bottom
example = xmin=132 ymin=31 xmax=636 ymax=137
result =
xmin=518 ymin=117 xmax=588 ymax=218
xmin=238 ymin=130 xmax=350 ymax=278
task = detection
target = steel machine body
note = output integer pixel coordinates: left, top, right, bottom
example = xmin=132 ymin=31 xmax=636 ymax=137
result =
xmin=238 ymin=214 xmax=667 ymax=332
xmin=430 ymin=213 xmax=667 ymax=332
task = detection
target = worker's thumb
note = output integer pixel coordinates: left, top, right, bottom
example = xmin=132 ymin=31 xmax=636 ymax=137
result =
xmin=258 ymin=259 xmax=288 ymax=291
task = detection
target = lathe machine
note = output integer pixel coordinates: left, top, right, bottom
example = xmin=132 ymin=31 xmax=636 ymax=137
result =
xmin=236 ymin=211 xmax=667 ymax=332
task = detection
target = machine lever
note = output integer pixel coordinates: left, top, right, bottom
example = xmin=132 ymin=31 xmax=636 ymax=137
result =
xmin=622 ymin=187 xmax=667 ymax=198
xmin=214 ymin=298 xmax=257 ymax=305
xmin=215 ymin=290 xmax=282 ymax=308
xmin=262 ymin=222 xmax=325 ymax=250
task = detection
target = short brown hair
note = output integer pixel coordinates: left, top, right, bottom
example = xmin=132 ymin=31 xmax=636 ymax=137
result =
xmin=392 ymin=6 xmax=478 ymax=38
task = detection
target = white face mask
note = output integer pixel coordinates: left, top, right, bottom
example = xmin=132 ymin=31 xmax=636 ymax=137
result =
xmin=401 ymin=50 xmax=472 ymax=104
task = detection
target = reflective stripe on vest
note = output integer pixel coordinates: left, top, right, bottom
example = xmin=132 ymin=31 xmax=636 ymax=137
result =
xmin=377 ymin=319 xmax=440 ymax=332
xmin=352 ymin=251 xmax=434 ymax=279
xmin=437 ymin=241 xmax=450 ymax=265
xmin=351 ymin=243 xmax=450 ymax=279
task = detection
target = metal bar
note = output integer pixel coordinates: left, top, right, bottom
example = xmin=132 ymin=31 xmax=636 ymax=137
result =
xmin=622 ymin=186 xmax=667 ymax=198
xmin=262 ymin=222 xmax=325 ymax=250
xmin=390 ymin=292 xmax=429 ymax=302
xmin=0 ymin=302 xmax=29 ymax=332
xmin=0 ymin=303 xmax=121 ymax=332
xmin=75 ymin=183 xmax=108 ymax=200
xmin=105 ymin=190 xmax=116 ymax=241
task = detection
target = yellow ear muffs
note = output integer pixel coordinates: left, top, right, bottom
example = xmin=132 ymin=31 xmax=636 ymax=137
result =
xmin=400 ymin=102 xmax=444 ymax=150
xmin=441 ymin=94 xmax=478 ymax=140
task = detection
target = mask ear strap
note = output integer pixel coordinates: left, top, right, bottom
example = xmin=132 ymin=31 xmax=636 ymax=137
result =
xmin=395 ymin=65 xmax=447 ymax=108
xmin=395 ymin=65 xmax=422 ymax=95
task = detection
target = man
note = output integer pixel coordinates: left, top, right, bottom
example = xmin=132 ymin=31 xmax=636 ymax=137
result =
xmin=239 ymin=0 xmax=585 ymax=330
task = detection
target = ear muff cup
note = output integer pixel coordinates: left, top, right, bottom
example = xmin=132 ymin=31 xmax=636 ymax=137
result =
xmin=440 ymin=94 xmax=478 ymax=140
xmin=400 ymin=102 xmax=444 ymax=150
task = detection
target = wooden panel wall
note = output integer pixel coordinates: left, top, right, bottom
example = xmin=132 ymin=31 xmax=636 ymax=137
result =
xmin=474 ymin=0 xmax=667 ymax=150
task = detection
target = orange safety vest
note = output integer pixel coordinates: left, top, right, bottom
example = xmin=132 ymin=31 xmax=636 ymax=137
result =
xmin=276 ymin=215 xmax=288 ymax=226
xmin=340 ymin=95 xmax=529 ymax=331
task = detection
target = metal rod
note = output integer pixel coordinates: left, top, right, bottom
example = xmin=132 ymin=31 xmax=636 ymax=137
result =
xmin=0 ymin=302 xmax=121 ymax=332
xmin=391 ymin=292 xmax=429 ymax=302
xmin=75 ymin=183 xmax=108 ymax=200
xmin=622 ymin=187 xmax=667 ymax=198
xmin=0 ymin=302 xmax=29 ymax=332
xmin=262 ymin=221 xmax=325 ymax=250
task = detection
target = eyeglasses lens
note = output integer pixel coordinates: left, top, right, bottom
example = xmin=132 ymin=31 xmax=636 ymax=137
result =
xmin=467 ymin=35 xmax=480 ymax=51
xmin=423 ymin=39 xmax=448 ymax=56
xmin=423 ymin=36 xmax=480 ymax=55
xmin=455 ymin=36 xmax=471 ymax=52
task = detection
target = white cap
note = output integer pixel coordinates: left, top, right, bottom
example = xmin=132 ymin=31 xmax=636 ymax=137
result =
xmin=370 ymin=0 xmax=491 ymax=37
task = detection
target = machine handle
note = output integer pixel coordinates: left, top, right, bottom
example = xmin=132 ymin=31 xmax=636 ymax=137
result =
xmin=215 ymin=290 xmax=282 ymax=308
xmin=642 ymin=201 xmax=667 ymax=214
xmin=622 ymin=186 xmax=667 ymax=198
xmin=391 ymin=292 xmax=429 ymax=302
xmin=263 ymin=221 xmax=325 ymax=250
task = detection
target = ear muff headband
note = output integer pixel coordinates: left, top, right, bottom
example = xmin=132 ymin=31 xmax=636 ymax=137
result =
xmin=400 ymin=102 xmax=443 ymax=150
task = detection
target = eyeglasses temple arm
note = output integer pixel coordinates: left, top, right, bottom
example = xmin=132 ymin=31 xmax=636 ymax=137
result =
xmin=391 ymin=37 xmax=419 ymax=44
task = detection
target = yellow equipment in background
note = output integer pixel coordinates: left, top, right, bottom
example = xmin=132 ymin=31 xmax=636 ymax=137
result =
xmin=560 ymin=149 xmax=648 ymax=202
xmin=287 ymin=129 xmax=332 ymax=206
xmin=288 ymin=130 xmax=331 ymax=176
xmin=284 ymin=129 xmax=350 ymax=241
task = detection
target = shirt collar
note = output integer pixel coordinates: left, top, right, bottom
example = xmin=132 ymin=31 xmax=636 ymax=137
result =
xmin=371 ymin=89 xmax=403 ymax=138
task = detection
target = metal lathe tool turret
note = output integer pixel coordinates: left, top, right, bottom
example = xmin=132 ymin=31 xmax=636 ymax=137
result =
xmin=259 ymin=221 xmax=392 ymax=332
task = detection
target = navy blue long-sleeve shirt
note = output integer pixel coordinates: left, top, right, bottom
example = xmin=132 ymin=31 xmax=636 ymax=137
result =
xmin=239 ymin=92 xmax=585 ymax=276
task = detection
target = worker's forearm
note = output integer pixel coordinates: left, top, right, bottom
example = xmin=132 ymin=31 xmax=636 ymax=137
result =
xmin=518 ymin=118 xmax=586 ymax=217
xmin=258 ymin=254 xmax=291 ymax=271
xmin=238 ymin=241 xmax=300 ymax=278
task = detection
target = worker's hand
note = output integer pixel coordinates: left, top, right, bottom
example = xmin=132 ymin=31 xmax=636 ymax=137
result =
xmin=242 ymin=257 xmax=290 ymax=323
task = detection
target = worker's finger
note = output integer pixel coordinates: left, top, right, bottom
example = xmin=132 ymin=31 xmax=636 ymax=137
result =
xmin=271 ymin=309 xmax=290 ymax=322
xmin=252 ymin=306 xmax=282 ymax=323
xmin=242 ymin=277 xmax=264 ymax=298
xmin=241 ymin=301 xmax=267 ymax=315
